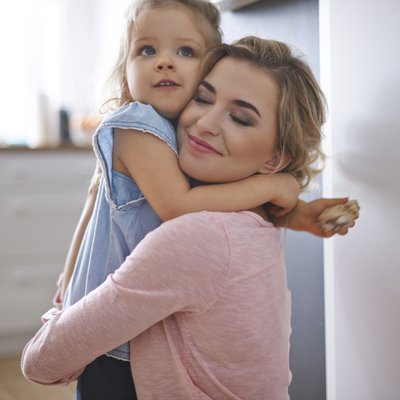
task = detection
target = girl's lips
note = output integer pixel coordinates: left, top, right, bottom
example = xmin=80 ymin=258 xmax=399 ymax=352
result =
xmin=188 ymin=134 xmax=222 ymax=155
xmin=154 ymin=79 xmax=180 ymax=88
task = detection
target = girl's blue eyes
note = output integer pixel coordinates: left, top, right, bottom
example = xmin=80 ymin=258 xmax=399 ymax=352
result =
xmin=178 ymin=47 xmax=193 ymax=57
xmin=139 ymin=46 xmax=193 ymax=57
xmin=140 ymin=46 xmax=156 ymax=56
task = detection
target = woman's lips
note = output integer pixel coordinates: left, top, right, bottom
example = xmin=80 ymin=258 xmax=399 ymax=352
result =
xmin=188 ymin=134 xmax=222 ymax=155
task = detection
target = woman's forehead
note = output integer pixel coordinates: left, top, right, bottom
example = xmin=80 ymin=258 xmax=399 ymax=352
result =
xmin=204 ymin=57 xmax=279 ymax=116
xmin=206 ymin=58 xmax=275 ymax=93
xmin=207 ymin=57 xmax=259 ymax=81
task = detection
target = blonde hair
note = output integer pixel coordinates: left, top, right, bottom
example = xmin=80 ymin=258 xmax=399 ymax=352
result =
xmin=202 ymin=36 xmax=326 ymax=189
xmin=104 ymin=0 xmax=222 ymax=110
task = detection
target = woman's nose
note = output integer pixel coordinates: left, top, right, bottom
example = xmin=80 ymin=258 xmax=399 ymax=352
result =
xmin=196 ymin=110 xmax=221 ymax=136
xmin=154 ymin=55 xmax=176 ymax=72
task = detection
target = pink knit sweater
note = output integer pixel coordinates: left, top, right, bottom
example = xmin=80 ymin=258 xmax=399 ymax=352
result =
xmin=22 ymin=211 xmax=291 ymax=399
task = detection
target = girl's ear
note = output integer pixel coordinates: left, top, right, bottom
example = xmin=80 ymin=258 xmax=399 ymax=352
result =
xmin=258 ymin=153 xmax=291 ymax=175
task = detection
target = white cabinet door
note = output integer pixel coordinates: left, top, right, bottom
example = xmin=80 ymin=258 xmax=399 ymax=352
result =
xmin=0 ymin=150 xmax=95 ymax=341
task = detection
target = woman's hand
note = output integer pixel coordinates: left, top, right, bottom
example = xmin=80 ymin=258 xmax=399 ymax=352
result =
xmin=267 ymin=197 xmax=359 ymax=237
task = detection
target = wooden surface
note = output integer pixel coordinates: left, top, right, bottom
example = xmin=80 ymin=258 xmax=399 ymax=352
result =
xmin=0 ymin=357 xmax=76 ymax=400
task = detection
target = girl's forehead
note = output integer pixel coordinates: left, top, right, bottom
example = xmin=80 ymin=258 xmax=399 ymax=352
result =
xmin=133 ymin=5 xmax=213 ymax=47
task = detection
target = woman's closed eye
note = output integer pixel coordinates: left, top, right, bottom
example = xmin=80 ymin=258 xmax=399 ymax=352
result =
xmin=192 ymin=93 xmax=253 ymax=126
xmin=140 ymin=45 xmax=156 ymax=56
xmin=230 ymin=114 xmax=253 ymax=127
xmin=193 ymin=94 xmax=213 ymax=105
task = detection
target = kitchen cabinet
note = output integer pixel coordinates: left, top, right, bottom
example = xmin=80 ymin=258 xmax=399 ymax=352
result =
xmin=0 ymin=148 xmax=95 ymax=356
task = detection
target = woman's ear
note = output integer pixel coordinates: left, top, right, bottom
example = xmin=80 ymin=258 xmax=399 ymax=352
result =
xmin=258 ymin=153 xmax=291 ymax=175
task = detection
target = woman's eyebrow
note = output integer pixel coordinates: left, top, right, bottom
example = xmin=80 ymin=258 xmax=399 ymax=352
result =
xmin=233 ymin=99 xmax=261 ymax=117
xmin=200 ymin=80 xmax=261 ymax=117
xmin=200 ymin=80 xmax=215 ymax=93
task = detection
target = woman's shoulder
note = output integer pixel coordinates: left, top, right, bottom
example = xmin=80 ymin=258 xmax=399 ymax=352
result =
xmin=164 ymin=211 xmax=267 ymax=230
xmin=158 ymin=212 xmax=242 ymax=243
xmin=163 ymin=211 xmax=277 ymax=245
xmin=148 ymin=212 xmax=274 ymax=251
xmin=165 ymin=211 xmax=224 ymax=227
xmin=151 ymin=212 xmax=225 ymax=243
xmin=143 ymin=212 xmax=232 ymax=277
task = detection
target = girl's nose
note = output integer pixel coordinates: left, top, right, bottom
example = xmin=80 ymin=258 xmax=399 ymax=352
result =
xmin=155 ymin=55 xmax=176 ymax=72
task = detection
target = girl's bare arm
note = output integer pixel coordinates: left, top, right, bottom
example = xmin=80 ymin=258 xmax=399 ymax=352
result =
xmin=57 ymin=163 xmax=101 ymax=303
xmin=114 ymin=129 xmax=299 ymax=221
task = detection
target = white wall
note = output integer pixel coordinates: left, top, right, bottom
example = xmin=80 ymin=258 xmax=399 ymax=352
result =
xmin=320 ymin=1 xmax=400 ymax=399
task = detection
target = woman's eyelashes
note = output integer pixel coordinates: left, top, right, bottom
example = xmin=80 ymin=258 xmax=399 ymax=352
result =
xmin=230 ymin=114 xmax=253 ymax=127
xmin=193 ymin=93 xmax=254 ymax=127
xmin=193 ymin=93 xmax=212 ymax=105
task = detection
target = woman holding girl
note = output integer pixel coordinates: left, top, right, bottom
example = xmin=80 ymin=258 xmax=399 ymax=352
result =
xmin=22 ymin=36 xmax=356 ymax=399
xmin=57 ymin=1 xmax=301 ymax=398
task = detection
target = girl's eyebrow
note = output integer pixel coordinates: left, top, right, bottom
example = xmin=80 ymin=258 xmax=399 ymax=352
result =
xmin=176 ymin=37 xmax=203 ymax=47
xmin=134 ymin=37 xmax=202 ymax=48
xmin=200 ymin=80 xmax=261 ymax=117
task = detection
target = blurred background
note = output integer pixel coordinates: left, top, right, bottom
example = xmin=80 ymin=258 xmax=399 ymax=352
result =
xmin=0 ymin=1 xmax=399 ymax=399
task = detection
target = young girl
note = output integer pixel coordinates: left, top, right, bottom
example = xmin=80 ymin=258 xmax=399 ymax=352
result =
xmin=22 ymin=36 xmax=357 ymax=400
xmin=59 ymin=1 xmax=299 ymax=399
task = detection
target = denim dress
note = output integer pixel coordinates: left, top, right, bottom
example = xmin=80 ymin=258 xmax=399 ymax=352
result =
xmin=64 ymin=102 xmax=178 ymax=361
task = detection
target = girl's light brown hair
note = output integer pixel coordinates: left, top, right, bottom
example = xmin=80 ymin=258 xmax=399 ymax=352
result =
xmin=202 ymin=36 xmax=326 ymax=189
xmin=104 ymin=0 xmax=222 ymax=110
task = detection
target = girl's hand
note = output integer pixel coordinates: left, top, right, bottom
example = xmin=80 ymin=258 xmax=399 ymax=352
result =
xmin=267 ymin=197 xmax=359 ymax=237
xmin=53 ymin=272 xmax=64 ymax=311
xmin=268 ymin=173 xmax=300 ymax=215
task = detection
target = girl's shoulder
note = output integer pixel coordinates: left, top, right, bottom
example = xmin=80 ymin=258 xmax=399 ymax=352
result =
xmin=101 ymin=102 xmax=171 ymax=129
xmin=97 ymin=102 xmax=177 ymax=152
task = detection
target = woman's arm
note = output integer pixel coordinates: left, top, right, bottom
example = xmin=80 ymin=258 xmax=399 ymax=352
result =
xmin=56 ymin=163 xmax=101 ymax=305
xmin=113 ymin=129 xmax=299 ymax=221
xmin=21 ymin=214 xmax=228 ymax=385
xmin=267 ymin=198 xmax=359 ymax=237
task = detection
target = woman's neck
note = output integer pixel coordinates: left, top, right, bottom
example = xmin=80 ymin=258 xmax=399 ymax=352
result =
xmin=248 ymin=206 xmax=271 ymax=222
xmin=190 ymin=177 xmax=271 ymax=222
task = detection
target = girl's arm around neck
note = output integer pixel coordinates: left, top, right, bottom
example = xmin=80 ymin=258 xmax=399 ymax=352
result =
xmin=114 ymin=129 xmax=299 ymax=220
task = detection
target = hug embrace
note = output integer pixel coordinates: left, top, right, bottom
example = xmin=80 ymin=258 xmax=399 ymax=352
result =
xmin=21 ymin=1 xmax=357 ymax=399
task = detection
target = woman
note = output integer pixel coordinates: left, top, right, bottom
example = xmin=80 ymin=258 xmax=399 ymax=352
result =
xmin=21 ymin=37 xmax=356 ymax=399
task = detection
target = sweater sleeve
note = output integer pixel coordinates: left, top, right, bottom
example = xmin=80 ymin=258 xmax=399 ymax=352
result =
xmin=21 ymin=212 xmax=230 ymax=385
